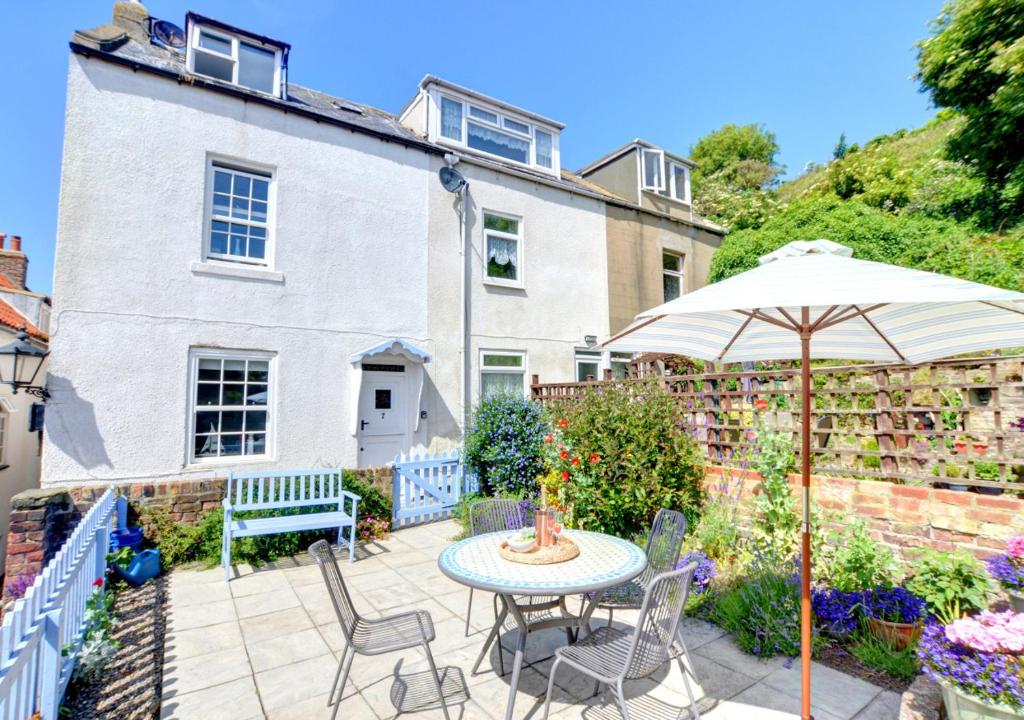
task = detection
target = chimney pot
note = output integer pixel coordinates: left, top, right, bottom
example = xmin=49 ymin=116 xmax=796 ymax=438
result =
xmin=10 ymin=236 xmax=21 ymax=253
xmin=0 ymin=233 xmax=5 ymax=251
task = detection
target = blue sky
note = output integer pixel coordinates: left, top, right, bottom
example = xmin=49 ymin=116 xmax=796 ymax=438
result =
xmin=1 ymin=0 xmax=941 ymax=294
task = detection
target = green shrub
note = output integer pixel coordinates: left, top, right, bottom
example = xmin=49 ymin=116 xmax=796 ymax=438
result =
xmin=904 ymin=549 xmax=992 ymax=624
xmin=547 ymin=378 xmax=705 ymax=537
xmin=687 ymin=495 xmax=743 ymax=564
xmin=342 ymin=470 xmax=392 ymax=520
xmin=820 ymin=519 xmax=899 ymax=592
xmin=711 ymin=556 xmax=805 ymax=657
xmin=750 ymin=429 xmax=799 ymax=563
xmin=464 ymin=393 xmax=548 ymax=496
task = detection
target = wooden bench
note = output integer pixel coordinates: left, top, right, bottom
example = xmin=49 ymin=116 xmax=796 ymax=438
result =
xmin=221 ymin=467 xmax=361 ymax=580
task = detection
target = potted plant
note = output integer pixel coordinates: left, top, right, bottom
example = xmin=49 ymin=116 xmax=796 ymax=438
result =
xmin=973 ymin=440 xmax=990 ymax=455
xmin=954 ymin=437 xmax=970 ymax=455
xmin=862 ymin=586 xmax=927 ymax=649
xmin=918 ymin=611 xmax=1024 ymax=720
xmin=986 ymin=536 xmax=1024 ymax=614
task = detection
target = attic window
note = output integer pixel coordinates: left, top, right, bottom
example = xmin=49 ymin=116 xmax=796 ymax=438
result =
xmin=641 ymin=148 xmax=665 ymax=191
xmin=188 ymin=23 xmax=283 ymax=97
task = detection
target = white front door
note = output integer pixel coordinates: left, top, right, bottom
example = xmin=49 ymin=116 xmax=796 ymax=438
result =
xmin=357 ymin=367 xmax=409 ymax=467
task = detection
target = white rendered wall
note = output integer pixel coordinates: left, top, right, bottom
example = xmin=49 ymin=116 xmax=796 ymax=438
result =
xmin=0 ymin=372 xmax=43 ymax=570
xmin=45 ymin=56 xmax=437 ymax=485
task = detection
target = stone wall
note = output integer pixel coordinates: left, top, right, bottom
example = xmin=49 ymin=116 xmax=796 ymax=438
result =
xmin=705 ymin=465 xmax=1023 ymax=561
xmin=3 ymin=488 xmax=78 ymax=601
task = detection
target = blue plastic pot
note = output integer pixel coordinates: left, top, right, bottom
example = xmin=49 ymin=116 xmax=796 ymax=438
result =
xmin=110 ymin=527 xmax=144 ymax=552
xmin=111 ymin=549 xmax=161 ymax=586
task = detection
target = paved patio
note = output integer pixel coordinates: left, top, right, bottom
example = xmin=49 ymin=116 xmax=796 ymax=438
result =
xmin=159 ymin=521 xmax=901 ymax=720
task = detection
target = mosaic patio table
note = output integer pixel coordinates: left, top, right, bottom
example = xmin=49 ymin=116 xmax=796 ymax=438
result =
xmin=438 ymin=529 xmax=647 ymax=720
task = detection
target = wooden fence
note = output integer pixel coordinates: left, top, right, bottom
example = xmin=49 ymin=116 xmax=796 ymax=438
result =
xmin=532 ymin=355 xmax=1024 ymax=491
xmin=391 ymin=451 xmax=479 ymax=528
xmin=0 ymin=487 xmax=117 ymax=720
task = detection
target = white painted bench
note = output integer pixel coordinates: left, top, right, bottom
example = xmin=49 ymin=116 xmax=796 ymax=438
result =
xmin=221 ymin=467 xmax=360 ymax=580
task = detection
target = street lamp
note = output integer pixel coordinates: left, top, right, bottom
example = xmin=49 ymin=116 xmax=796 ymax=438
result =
xmin=0 ymin=329 xmax=49 ymax=400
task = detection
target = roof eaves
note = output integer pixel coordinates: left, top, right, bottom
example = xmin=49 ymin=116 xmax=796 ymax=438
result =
xmin=185 ymin=12 xmax=290 ymax=51
xmin=419 ymin=75 xmax=566 ymax=130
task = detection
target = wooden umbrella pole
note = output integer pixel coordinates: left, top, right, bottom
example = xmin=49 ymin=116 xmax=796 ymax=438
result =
xmin=800 ymin=307 xmax=813 ymax=720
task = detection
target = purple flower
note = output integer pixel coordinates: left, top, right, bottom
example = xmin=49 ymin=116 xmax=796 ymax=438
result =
xmin=812 ymin=588 xmax=862 ymax=638
xmin=988 ymin=554 xmax=1024 ymax=592
xmin=862 ymin=586 xmax=926 ymax=625
xmin=918 ymin=621 xmax=1024 ymax=708
xmin=678 ymin=551 xmax=716 ymax=593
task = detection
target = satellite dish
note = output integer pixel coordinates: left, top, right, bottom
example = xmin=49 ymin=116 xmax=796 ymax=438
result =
xmin=439 ymin=166 xmax=467 ymax=193
xmin=152 ymin=19 xmax=186 ymax=49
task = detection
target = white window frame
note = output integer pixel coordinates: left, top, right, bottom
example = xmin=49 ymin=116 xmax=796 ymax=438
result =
xmin=641 ymin=148 xmax=666 ymax=191
xmin=187 ymin=348 xmax=276 ymax=465
xmin=431 ymin=91 xmax=560 ymax=176
xmin=609 ymin=351 xmax=634 ymax=379
xmin=574 ymin=350 xmax=603 ymax=382
xmin=479 ymin=350 xmax=527 ymax=398
xmin=187 ymin=22 xmax=283 ymax=97
xmin=203 ymin=157 xmax=276 ymax=268
xmin=663 ymin=251 xmax=685 ymax=302
xmin=481 ymin=210 xmax=525 ymax=289
xmin=668 ymin=161 xmax=691 ymax=204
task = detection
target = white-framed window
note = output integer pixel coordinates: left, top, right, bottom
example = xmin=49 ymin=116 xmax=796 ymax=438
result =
xmin=641 ymin=148 xmax=665 ymax=191
xmin=669 ymin=162 xmax=691 ymax=203
xmin=574 ymin=351 xmax=602 ymax=382
xmin=189 ymin=349 xmax=273 ymax=463
xmin=434 ymin=93 xmax=558 ymax=175
xmin=205 ymin=161 xmax=273 ymax=266
xmin=482 ymin=212 xmax=523 ymax=287
xmin=480 ymin=351 xmax=526 ymax=398
xmin=663 ymin=251 xmax=685 ymax=302
xmin=187 ymin=23 xmax=282 ymax=96
xmin=610 ymin=352 xmax=633 ymax=379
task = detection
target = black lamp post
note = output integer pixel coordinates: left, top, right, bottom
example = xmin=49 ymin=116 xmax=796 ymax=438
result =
xmin=0 ymin=329 xmax=49 ymax=400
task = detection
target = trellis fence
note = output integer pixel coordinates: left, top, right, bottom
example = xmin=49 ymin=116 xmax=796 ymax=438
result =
xmin=532 ymin=355 xmax=1024 ymax=491
xmin=0 ymin=487 xmax=117 ymax=720
xmin=392 ymin=450 xmax=478 ymax=528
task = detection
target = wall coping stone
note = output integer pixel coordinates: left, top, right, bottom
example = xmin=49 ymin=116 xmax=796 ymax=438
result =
xmin=11 ymin=488 xmax=72 ymax=510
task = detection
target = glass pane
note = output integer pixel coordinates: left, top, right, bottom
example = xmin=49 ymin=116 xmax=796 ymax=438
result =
xmin=244 ymin=433 xmax=266 ymax=455
xmin=230 ymin=234 xmax=246 ymax=256
xmin=212 ymin=220 xmax=229 ymax=234
xmin=375 ymin=389 xmax=392 ymax=410
xmin=484 ymin=214 xmax=518 ymax=234
xmin=196 ymin=384 xmax=220 ymax=406
xmin=198 ymin=358 xmax=221 ymax=380
xmin=247 ymin=361 xmax=269 ymax=382
xmin=535 ymin=130 xmax=553 ymax=168
xmin=440 ymin=97 xmax=463 ymax=141
xmin=486 ymin=235 xmax=517 ymax=281
xmin=248 ymin=237 xmax=265 ymax=259
xmin=245 ymin=384 xmax=268 ymax=405
xmin=481 ymin=372 xmax=523 ymax=398
xmin=643 ymin=150 xmax=663 ymax=188
xmin=193 ymin=50 xmax=233 ymax=83
xmin=467 ymin=123 xmax=529 ymax=164
xmin=251 ymin=201 xmax=267 ymax=223
xmin=221 ymin=411 xmax=244 ymax=432
xmin=662 ymin=252 xmax=681 ymax=272
xmin=213 ymin=193 xmax=230 ymax=215
xmin=195 ymin=433 xmax=220 ymax=458
xmin=245 ymin=411 xmax=267 ymax=432
xmin=482 ymin=354 xmax=523 ymax=368
xmin=222 ymin=384 xmax=244 ymax=405
xmin=469 ymin=106 xmax=499 ymax=124
xmin=504 ymin=117 xmax=530 ymax=134
xmin=611 ymin=361 xmax=630 ymax=379
xmin=219 ymin=434 xmax=243 ymax=456
xmin=663 ymin=273 xmax=681 ymax=302
xmin=672 ymin=165 xmax=688 ymax=200
xmin=577 ymin=362 xmax=600 ymax=382
xmin=214 ymin=171 xmax=232 ymax=194
xmin=231 ymin=197 xmax=249 ymax=219
xmin=233 ymin=174 xmax=250 ymax=196
xmin=252 ymin=178 xmax=269 ymax=201
xmin=238 ymin=42 xmax=276 ymax=94
xmin=195 ymin=410 xmax=220 ymax=433
xmin=223 ymin=360 xmax=245 ymax=382
xmin=198 ymin=30 xmax=231 ymax=54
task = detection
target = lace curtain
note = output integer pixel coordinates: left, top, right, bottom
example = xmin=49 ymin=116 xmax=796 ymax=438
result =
xmin=487 ymin=235 xmax=517 ymax=266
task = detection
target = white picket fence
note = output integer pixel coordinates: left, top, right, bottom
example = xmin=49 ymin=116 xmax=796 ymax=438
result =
xmin=391 ymin=450 xmax=478 ymax=528
xmin=0 ymin=486 xmax=117 ymax=720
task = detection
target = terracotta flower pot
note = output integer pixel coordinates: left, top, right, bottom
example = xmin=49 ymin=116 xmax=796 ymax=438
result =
xmin=973 ymin=442 xmax=989 ymax=455
xmin=866 ymin=617 xmax=922 ymax=650
xmin=954 ymin=440 xmax=969 ymax=455
xmin=754 ymin=399 xmax=768 ymax=411
xmin=941 ymin=680 xmax=1024 ymax=720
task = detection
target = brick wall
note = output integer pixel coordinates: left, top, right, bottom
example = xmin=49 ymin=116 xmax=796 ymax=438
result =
xmin=705 ymin=466 xmax=1023 ymax=562
xmin=3 ymin=489 xmax=77 ymax=601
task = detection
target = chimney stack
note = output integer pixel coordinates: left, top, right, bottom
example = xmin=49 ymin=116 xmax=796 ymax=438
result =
xmin=0 ymin=234 xmax=28 ymax=290
xmin=112 ymin=1 xmax=151 ymax=45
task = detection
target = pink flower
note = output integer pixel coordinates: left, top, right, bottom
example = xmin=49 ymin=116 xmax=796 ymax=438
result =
xmin=944 ymin=611 xmax=1024 ymax=653
xmin=1008 ymin=535 xmax=1024 ymax=559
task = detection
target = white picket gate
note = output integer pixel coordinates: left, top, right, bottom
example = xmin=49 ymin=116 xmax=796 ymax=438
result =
xmin=0 ymin=486 xmax=117 ymax=720
xmin=391 ymin=450 xmax=478 ymax=528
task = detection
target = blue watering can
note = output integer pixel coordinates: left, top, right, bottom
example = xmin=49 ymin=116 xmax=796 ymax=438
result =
xmin=111 ymin=549 xmax=161 ymax=586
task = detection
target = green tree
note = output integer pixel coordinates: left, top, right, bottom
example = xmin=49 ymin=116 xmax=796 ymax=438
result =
xmin=833 ymin=132 xmax=849 ymax=160
xmin=917 ymin=0 xmax=1024 ymax=222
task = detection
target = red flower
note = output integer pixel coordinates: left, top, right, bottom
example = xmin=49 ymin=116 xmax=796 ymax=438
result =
xmin=589 ymin=454 xmax=600 ymax=464
xmin=560 ymin=450 xmax=569 ymax=460
xmin=544 ymin=434 xmax=553 ymax=444
xmin=93 ymin=578 xmax=104 ymax=589
xmin=571 ymin=457 xmax=581 ymax=466
xmin=754 ymin=399 xmax=769 ymax=411
xmin=562 ymin=471 xmax=570 ymax=481
xmin=558 ymin=419 xmax=569 ymax=429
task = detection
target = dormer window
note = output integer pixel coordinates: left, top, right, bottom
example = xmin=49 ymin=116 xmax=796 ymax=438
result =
xmin=429 ymin=89 xmax=560 ymax=175
xmin=640 ymin=146 xmax=692 ymax=205
xmin=641 ymin=148 xmax=665 ymax=191
xmin=186 ymin=16 xmax=286 ymax=98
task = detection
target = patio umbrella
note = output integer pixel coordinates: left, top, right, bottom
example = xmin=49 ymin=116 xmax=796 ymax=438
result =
xmin=602 ymin=239 xmax=1024 ymax=720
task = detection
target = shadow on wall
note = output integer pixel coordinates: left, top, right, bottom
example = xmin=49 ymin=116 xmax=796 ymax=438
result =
xmin=43 ymin=375 xmax=112 ymax=472
xmin=421 ymin=370 xmax=458 ymax=447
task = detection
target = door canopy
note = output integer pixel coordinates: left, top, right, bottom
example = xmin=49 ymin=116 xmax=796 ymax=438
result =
xmin=349 ymin=338 xmax=431 ymax=436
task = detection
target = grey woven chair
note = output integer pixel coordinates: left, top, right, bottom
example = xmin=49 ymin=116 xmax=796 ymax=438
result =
xmin=309 ymin=540 xmax=451 ymax=720
xmin=543 ymin=562 xmax=702 ymax=720
xmin=594 ymin=509 xmax=688 ymax=628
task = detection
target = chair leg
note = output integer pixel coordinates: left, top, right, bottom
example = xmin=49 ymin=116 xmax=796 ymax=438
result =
xmin=607 ymin=607 xmax=614 ymax=628
xmin=541 ymin=657 xmax=562 ymax=720
xmin=675 ymin=632 xmax=702 ymax=720
xmin=328 ymin=645 xmax=352 ymax=706
xmin=464 ymin=587 xmax=474 ymax=637
xmin=222 ymin=533 xmax=232 ymax=582
xmin=348 ymin=521 xmax=356 ymax=563
xmin=423 ymin=642 xmax=452 ymax=720
xmin=613 ymin=680 xmax=631 ymax=720
xmin=329 ymin=646 xmax=356 ymax=720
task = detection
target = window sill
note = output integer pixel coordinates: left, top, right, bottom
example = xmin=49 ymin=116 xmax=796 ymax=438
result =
xmin=185 ymin=455 xmax=273 ymax=470
xmin=191 ymin=261 xmax=284 ymax=284
xmin=483 ymin=279 xmax=525 ymax=291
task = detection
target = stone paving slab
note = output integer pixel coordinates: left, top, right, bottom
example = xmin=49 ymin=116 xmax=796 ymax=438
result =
xmin=159 ymin=520 xmax=896 ymax=719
